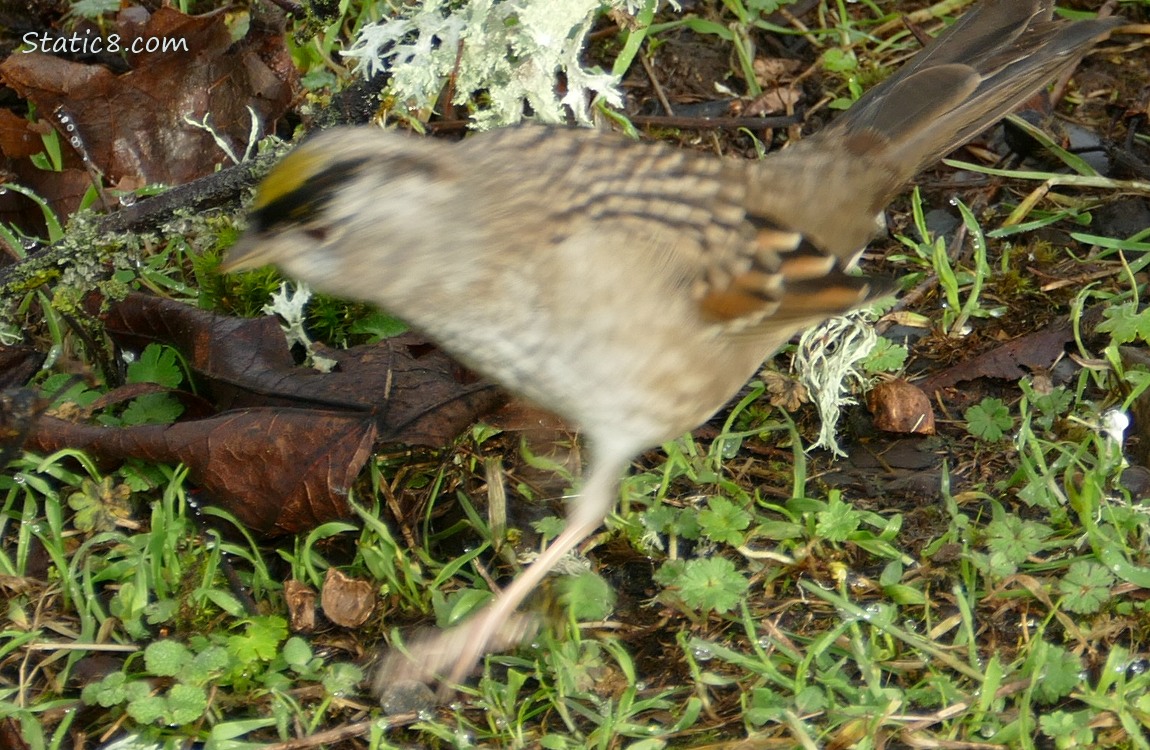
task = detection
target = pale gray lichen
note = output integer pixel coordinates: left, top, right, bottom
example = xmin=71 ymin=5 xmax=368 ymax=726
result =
xmin=793 ymin=311 xmax=878 ymax=457
xmin=263 ymin=282 xmax=338 ymax=373
xmin=342 ymin=0 xmax=653 ymax=129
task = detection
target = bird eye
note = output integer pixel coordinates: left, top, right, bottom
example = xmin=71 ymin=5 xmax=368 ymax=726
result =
xmin=303 ymin=225 xmax=330 ymax=242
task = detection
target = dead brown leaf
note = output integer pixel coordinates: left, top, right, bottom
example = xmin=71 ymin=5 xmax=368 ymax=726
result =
xmin=102 ymin=293 xmax=505 ymax=446
xmin=14 ymin=293 xmax=506 ymax=535
xmin=0 ymin=7 xmax=296 ymax=227
xmin=26 ymin=408 xmax=374 ymax=536
xmin=918 ymin=326 xmax=1074 ymax=393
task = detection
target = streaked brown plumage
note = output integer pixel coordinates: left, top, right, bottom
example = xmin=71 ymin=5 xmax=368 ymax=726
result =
xmin=222 ymin=0 xmax=1121 ymax=696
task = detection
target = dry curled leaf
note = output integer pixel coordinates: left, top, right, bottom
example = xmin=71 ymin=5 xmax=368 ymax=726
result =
xmin=761 ymin=370 xmax=808 ymax=412
xmin=321 ymin=568 xmax=376 ymax=628
xmin=284 ymin=579 xmax=318 ymax=633
xmin=867 ymin=379 xmax=936 ymax=435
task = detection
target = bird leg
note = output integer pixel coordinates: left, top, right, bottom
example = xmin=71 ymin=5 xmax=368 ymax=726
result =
xmin=375 ymin=449 xmax=628 ymax=698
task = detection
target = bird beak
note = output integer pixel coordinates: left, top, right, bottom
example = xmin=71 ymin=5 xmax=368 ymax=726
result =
xmin=219 ymin=234 xmax=271 ymax=273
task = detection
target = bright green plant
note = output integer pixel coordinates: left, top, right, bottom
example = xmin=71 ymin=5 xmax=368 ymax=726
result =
xmin=965 ymin=397 xmax=1012 ymax=441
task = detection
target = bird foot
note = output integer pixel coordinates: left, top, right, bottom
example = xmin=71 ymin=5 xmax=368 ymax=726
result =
xmin=373 ymin=610 xmax=541 ymax=703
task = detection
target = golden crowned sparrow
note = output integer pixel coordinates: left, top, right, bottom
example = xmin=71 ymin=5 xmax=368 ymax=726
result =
xmin=223 ymin=0 xmax=1120 ymax=695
